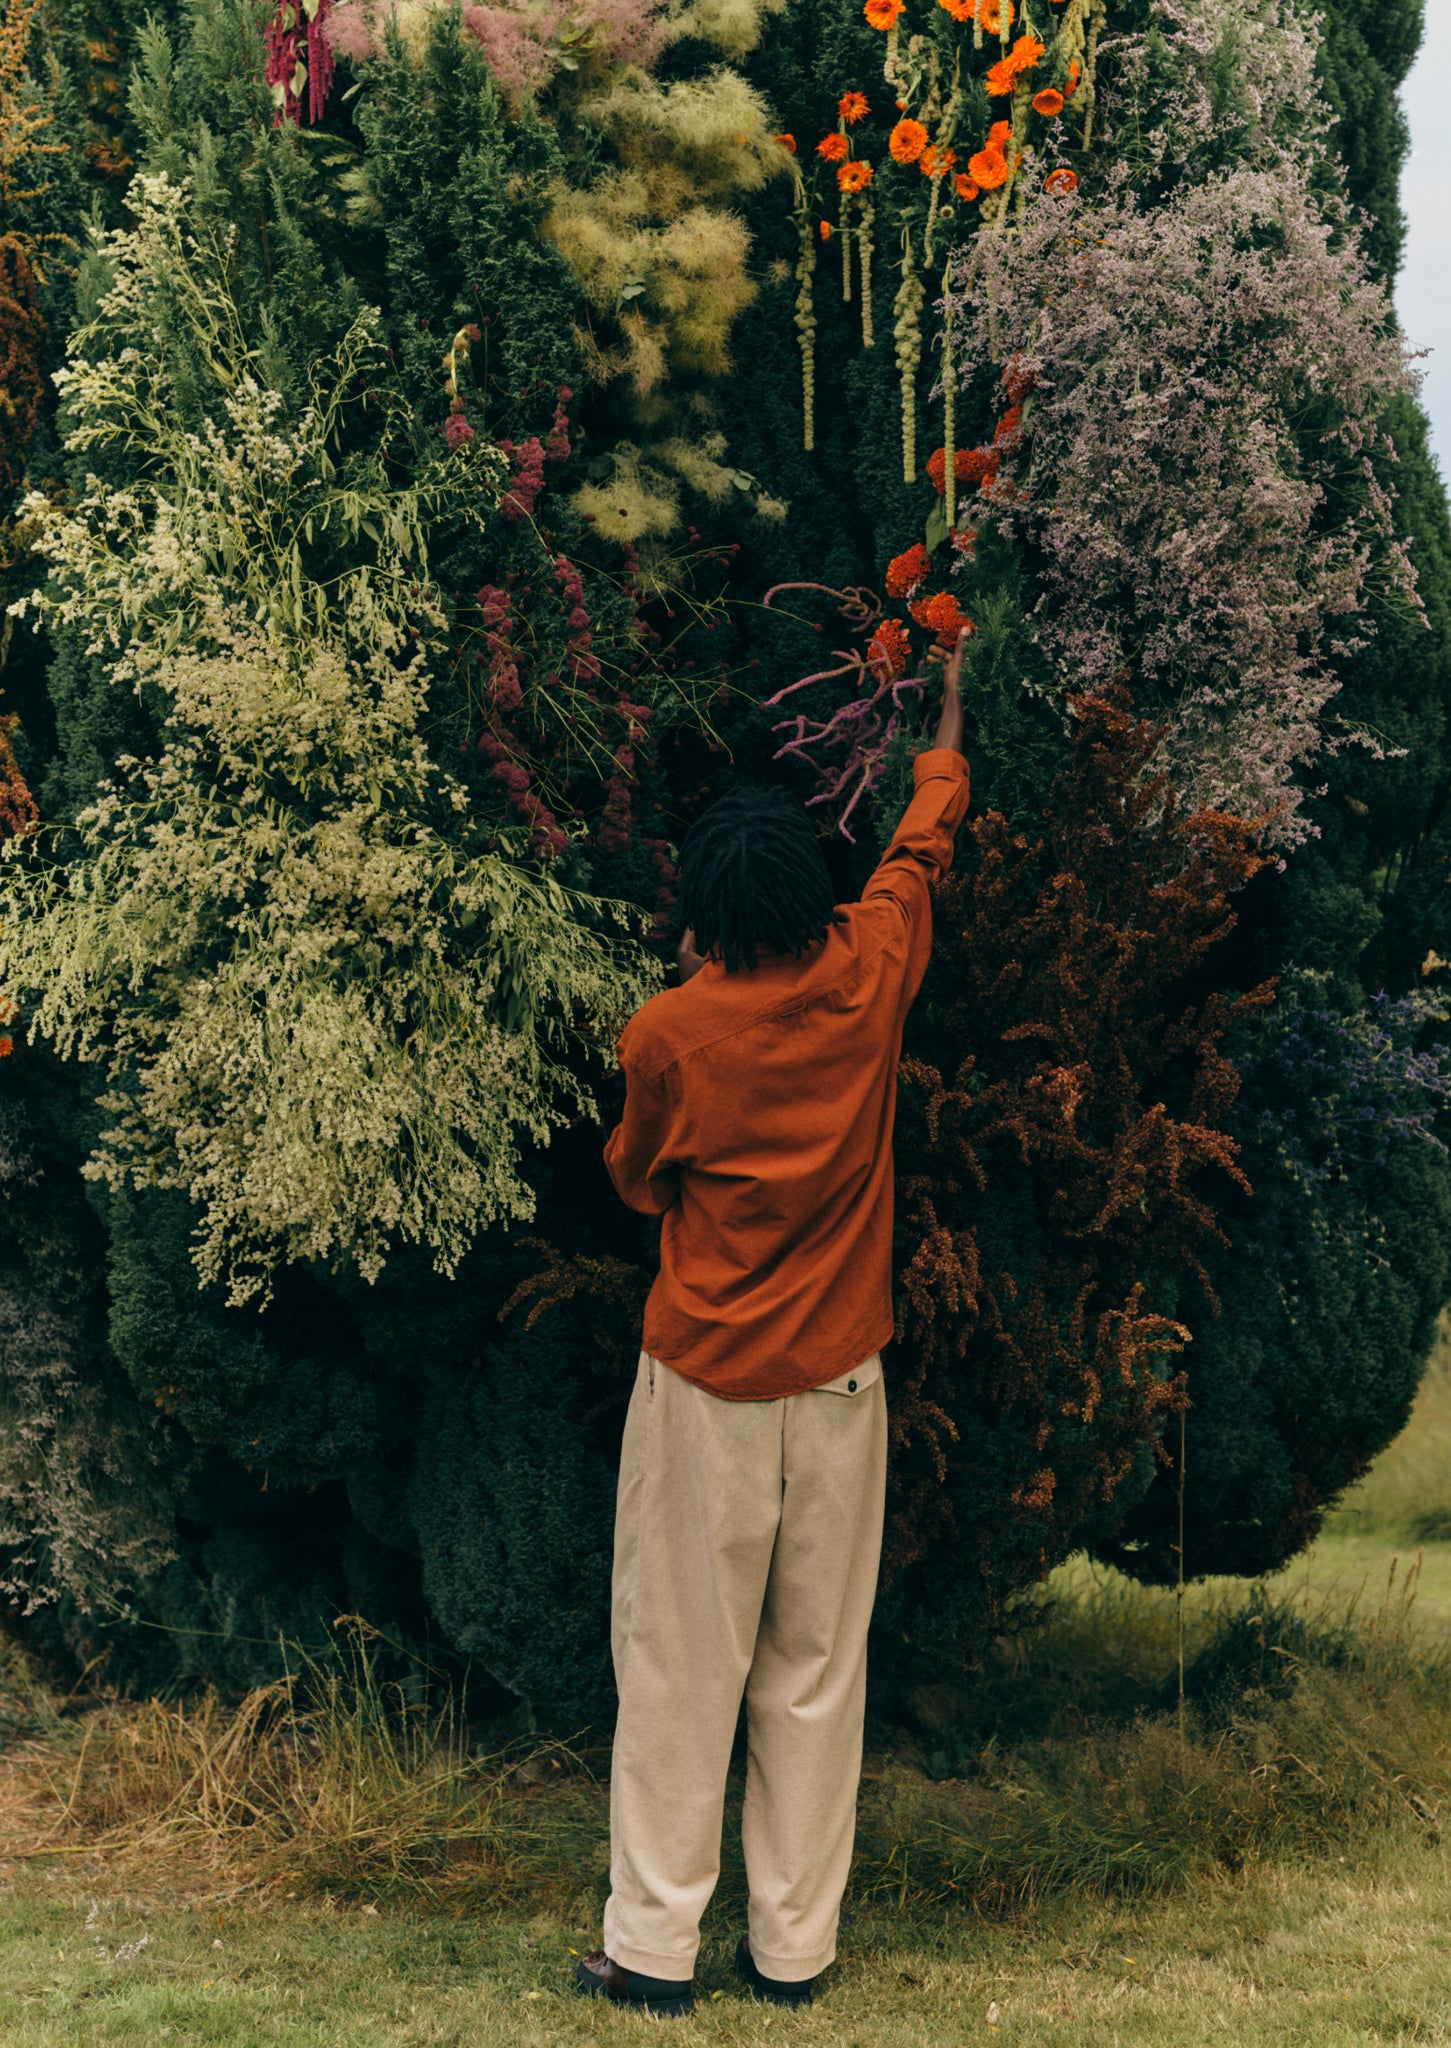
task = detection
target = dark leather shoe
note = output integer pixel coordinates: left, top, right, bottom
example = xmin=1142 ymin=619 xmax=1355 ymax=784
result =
xmin=576 ymin=1950 xmax=695 ymax=2017
xmin=736 ymin=1936 xmax=816 ymax=2006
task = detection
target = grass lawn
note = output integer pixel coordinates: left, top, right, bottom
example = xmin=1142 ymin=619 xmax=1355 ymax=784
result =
xmin=5 ymin=1837 xmax=1451 ymax=2046
xmin=5 ymin=1321 xmax=1451 ymax=2045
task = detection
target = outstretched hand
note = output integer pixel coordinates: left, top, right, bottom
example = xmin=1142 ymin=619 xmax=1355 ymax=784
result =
xmin=933 ymin=628 xmax=969 ymax=755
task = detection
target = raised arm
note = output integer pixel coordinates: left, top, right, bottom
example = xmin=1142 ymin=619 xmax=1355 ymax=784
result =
xmin=862 ymin=628 xmax=972 ymax=924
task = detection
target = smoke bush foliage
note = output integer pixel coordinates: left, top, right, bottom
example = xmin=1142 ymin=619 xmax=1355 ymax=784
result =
xmin=2 ymin=178 xmax=661 ymax=1302
xmin=948 ymin=160 xmax=1415 ymax=844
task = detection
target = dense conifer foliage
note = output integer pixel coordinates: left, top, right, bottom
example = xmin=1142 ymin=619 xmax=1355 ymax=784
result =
xmin=0 ymin=0 xmax=1445 ymax=1722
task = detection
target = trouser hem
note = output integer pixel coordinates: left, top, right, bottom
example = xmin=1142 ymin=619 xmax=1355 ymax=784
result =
xmin=603 ymin=1932 xmax=699 ymax=1981
xmin=747 ymin=1941 xmax=836 ymax=1983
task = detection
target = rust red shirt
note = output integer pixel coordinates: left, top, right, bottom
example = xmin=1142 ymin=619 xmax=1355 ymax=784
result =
xmin=604 ymin=749 xmax=971 ymax=1400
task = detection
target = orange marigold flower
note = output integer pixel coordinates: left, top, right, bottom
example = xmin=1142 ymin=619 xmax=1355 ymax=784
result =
xmin=954 ymin=172 xmax=981 ymax=200
xmin=867 ymin=618 xmax=913 ymax=678
xmin=910 ymin=590 xmax=974 ymax=645
xmin=1044 ymin=165 xmax=1078 ymax=195
xmin=920 ymin=144 xmax=958 ymax=178
xmin=837 ymin=159 xmax=874 ymax=193
xmin=989 ymin=119 xmax=1012 ymax=143
xmin=839 ymin=91 xmax=870 ymax=123
xmin=817 ymin=132 xmax=849 ymax=162
xmin=775 ymin=132 xmax=797 ymax=152
xmin=978 ymin=0 xmax=1012 ymax=29
xmin=968 ymin=144 xmax=1009 ymax=188
xmin=863 ymin=0 xmax=903 ymax=26
xmin=1032 ymin=86 xmax=1064 ymax=116
xmin=985 ymin=57 xmax=1016 ymax=95
xmin=937 ymin=0 xmax=975 ymax=17
xmin=1064 ymin=60 xmax=1080 ymax=97
xmin=820 ymin=218 xmax=833 ymax=239
xmin=888 ymin=117 xmax=930 ymax=163
xmin=885 ymin=542 xmax=931 ymax=599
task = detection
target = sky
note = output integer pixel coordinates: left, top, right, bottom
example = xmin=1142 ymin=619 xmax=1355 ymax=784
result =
xmin=1398 ymin=3 xmax=1451 ymax=474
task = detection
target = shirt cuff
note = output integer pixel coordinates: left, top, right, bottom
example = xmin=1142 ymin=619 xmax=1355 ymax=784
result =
xmin=913 ymin=746 xmax=969 ymax=785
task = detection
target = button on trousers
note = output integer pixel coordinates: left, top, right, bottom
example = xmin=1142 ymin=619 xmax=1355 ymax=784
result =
xmin=603 ymin=1349 xmax=888 ymax=1984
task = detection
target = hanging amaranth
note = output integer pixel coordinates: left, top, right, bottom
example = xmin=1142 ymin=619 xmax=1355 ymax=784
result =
xmin=858 ymin=200 xmax=876 ymax=348
xmin=793 ymin=181 xmax=817 ymax=451
xmin=894 ymin=224 xmax=925 ymax=483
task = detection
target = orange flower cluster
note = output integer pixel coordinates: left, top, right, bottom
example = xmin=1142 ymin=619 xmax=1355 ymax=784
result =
xmin=986 ymin=32 xmax=1044 ymax=96
xmin=838 ymin=160 xmax=874 ymax=193
xmin=919 ymin=144 xmax=957 ymax=178
xmin=867 ymin=617 xmax=913 ymax=678
xmin=885 ymin=542 xmax=931 ymax=598
xmin=1044 ymin=165 xmax=1078 ymax=195
xmin=978 ymin=0 xmax=1012 ymax=28
xmin=968 ymin=119 xmax=1013 ymax=189
xmin=863 ymin=0 xmax=902 ymax=26
xmin=839 ymin=90 xmax=870 ymax=123
xmin=889 ymin=117 xmax=929 ymax=163
xmin=910 ymin=590 xmax=973 ymax=645
xmin=775 ymin=132 xmax=797 ymax=152
xmin=816 ymin=132 xmax=848 ymax=162
xmin=937 ymin=0 xmax=975 ymax=18
xmin=927 ymin=444 xmax=988 ymax=494
xmin=1032 ymin=86 xmax=1064 ymax=117
xmin=955 ymin=171 xmax=981 ymax=201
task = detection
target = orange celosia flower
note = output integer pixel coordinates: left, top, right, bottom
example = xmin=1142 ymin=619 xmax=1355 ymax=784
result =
xmin=863 ymin=0 xmax=903 ymax=27
xmin=820 ymin=218 xmax=833 ymax=239
xmin=775 ymin=132 xmax=797 ymax=152
xmin=885 ymin=542 xmax=931 ymax=599
xmin=889 ymin=118 xmax=930 ymax=163
xmin=839 ymin=91 xmax=870 ymax=123
xmin=817 ymin=132 xmax=849 ymax=162
xmin=954 ymin=172 xmax=981 ymax=200
xmin=978 ymin=0 xmax=1012 ymax=29
xmin=938 ymin=0 xmax=975 ymax=17
xmin=920 ymin=144 xmax=958 ymax=178
xmin=838 ymin=160 xmax=874 ymax=193
xmin=968 ymin=145 xmax=1009 ymax=188
xmin=1044 ymin=165 xmax=1078 ymax=195
xmin=1032 ymin=87 xmax=1064 ymax=116
xmin=910 ymin=590 xmax=974 ymax=644
xmin=868 ymin=618 xmax=913 ymax=678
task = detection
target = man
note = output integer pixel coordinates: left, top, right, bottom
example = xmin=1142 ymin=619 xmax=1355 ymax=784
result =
xmin=577 ymin=634 xmax=971 ymax=2018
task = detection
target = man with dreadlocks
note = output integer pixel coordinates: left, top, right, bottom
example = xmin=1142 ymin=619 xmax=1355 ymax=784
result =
xmin=577 ymin=636 xmax=971 ymax=2019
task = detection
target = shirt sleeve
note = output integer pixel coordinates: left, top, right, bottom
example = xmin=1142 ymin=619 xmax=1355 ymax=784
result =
xmin=861 ymin=747 xmax=971 ymax=930
xmin=603 ymin=1046 xmax=682 ymax=1216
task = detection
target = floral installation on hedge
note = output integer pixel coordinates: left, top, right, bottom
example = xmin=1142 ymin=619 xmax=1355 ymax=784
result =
xmin=0 ymin=0 xmax=1444 ymax=1729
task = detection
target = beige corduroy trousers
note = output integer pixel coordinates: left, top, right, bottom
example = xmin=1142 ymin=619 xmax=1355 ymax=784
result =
xmin=603 ymin=1348 xmax=888 ymax=1985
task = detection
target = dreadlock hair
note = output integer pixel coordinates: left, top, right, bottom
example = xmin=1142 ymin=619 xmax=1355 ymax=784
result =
xmin=674 ymin=785 xmax=845 ymax=973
